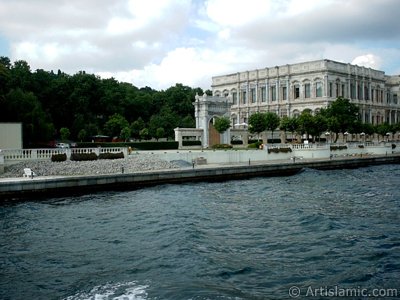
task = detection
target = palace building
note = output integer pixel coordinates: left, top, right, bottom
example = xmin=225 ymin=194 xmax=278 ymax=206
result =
xmin=211 ymin=59 xmax=400 ymax=126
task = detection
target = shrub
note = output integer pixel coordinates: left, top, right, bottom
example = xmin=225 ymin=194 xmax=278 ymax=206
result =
xmin=51 ymin=153 xmax=67 ymax=162
xmin=211 ymin=144 xmax=233 ymax=149
xmin=98 ymin=152 xmax=124 ymax=160
xmin=71 ymin=152 xmax=98 ymax=161
xmin=248 ymin=141 xmax=263 ymax=149
xmin=182 ymin=140 xmax=202 ymax=146
xmin=267 ymin=147 xmax=292 ymax=154
xmin=231 ymin=140 xmax=243 ymax=145
xmin=330 ymin=145 xmax=347 ymax=151
xmin=77 ymin=141 xmax=179 ymax=150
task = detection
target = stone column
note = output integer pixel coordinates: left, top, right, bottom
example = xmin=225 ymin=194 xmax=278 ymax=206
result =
xmin=0 ymin=150 xmax=4 ymax=174
xmin=324 ymin=74 xmax=328 ymax=97
xmin=276 ymin=79 xmax=280 ymax=102
xmin=174 ymin=129 xmax=183 ymax=149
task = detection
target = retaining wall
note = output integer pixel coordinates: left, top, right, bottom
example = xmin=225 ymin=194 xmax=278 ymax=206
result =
xmin=1 ymin=155 xmax=399 ymax=200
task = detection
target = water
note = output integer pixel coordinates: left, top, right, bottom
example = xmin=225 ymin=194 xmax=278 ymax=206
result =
xmin=1 ymin=165 xmax=399 ymax=299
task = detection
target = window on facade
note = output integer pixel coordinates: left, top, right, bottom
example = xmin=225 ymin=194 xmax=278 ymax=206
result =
xmin=316 ymin=82 xmax=323 ymax=97
xmin=232 ymin=92 xmax=237 ymax=105
xmin=251 ymin=88 xmax=256 ymax=103
xmin=271 ymin=86 xmax=276 ymax=101
xmin=242 ymin=91 xmax=247 ymax=104
xmin=364 ymin=86 xmax=369 ymax=100
xmin=350 ymin=84 xmax=355 ymax=99
xmin=341 ymin=84 xmax=345 ymax=97
xmin=335 ymin=83 xmax=339 ymax=98
xmin=305 ymin=83 xmax=311 ymax=98
xmin=282 ymin=86 xmax=287 ymax=100
xmin=294 ymin=85 xmax=300 ymax=99
xmin=261 ymin=87 xmax=266 ymax=102
xmin=394 ymin=94 xmax=398 ymax=104
xmin=232 ymin=117 xmax=237 ymax=126
xmin=329 ymin=82 xmax=333 ymax=97
xmin=358 ymin=85 xmax=362 ymax=100
xmin=371 ymin=89 xmax=375 ymax=101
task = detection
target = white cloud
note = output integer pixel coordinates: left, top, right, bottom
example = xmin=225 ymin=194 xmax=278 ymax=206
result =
xmin=352 ymin=54 xmax=382 ymax=70
xmin=205 ymin=0 xmax=272 ymax=27
xmin=0 ymin=0 xmax=399 ymax=89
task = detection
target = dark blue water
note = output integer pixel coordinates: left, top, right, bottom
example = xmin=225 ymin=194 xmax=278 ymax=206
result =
xmin=1 ymin=165 xmax=400 ymax=299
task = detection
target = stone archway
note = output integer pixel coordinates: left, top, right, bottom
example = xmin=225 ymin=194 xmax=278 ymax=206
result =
xmin=193 ymin=93 xmax=232 ymax=148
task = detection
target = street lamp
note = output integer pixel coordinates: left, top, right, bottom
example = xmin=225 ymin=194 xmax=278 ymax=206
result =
xmin=360 ymin=132 xmax=365 ymax=143
xmin=325 ymin=131 xmax=330 ymax=144
xmin=386 ymin=132 xmax=392 ymax=142
xmin=344 ymin=131 xmax=349 ymax=143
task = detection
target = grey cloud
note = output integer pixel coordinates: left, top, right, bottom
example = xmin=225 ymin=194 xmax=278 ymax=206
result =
xmin=1 ymin=0 xmax=191 ymax=73
xmin=233 ymin=0 xmax=400 ymax=47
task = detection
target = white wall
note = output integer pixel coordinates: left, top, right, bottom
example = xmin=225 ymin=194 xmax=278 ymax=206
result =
xmin=0 ymin=123 xmax=23 ymax=149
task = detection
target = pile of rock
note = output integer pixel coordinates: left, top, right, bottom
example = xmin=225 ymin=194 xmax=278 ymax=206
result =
xmin=1 ymin=154 xmax=180 ymax=178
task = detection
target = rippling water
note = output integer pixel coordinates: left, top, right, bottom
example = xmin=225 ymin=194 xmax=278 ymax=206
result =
xmin=1 ymin=165 xmax=399 ymax=299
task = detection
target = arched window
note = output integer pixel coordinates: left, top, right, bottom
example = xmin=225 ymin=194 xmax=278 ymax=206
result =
xmin=316 ymin=82 xmax=323 ymax=97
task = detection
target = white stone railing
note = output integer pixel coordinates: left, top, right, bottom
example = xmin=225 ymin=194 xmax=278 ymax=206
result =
xmin=1 ymin=147 xmax=128 ymax=163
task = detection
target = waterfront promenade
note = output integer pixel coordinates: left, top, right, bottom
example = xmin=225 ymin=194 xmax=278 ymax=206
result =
xmin=1 ymin=153 xmax=399 ymax=200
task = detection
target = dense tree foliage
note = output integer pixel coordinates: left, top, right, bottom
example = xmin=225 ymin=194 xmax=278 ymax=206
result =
xmin=248 ymin=112 xmax=268 ymax=137
xmin=213 ymin=116 xmax=231 ymax=134
xmin=0 ymin=57 xmax=202 ymax=146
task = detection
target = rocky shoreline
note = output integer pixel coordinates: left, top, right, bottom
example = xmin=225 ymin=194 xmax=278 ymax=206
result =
xmin=1 ymin=155 xmax=181 ymax=178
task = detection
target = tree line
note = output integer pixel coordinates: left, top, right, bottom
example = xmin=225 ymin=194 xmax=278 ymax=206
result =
xmin=0 ymin=56 xmax=209 ymax=147
xmin=214 ymin=97 xmax=400 ymax=143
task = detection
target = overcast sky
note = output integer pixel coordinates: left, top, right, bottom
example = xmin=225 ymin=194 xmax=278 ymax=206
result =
xmin=0 ymin=0 xmax=399 ymax=90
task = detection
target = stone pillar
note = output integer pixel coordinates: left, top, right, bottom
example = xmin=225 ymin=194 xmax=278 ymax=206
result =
xmin=0 ymin=150 xmax=4 ymax=174
xmin=324 ymin=74 xmax=328 ymax=97
xmin=276 ymin=80 xmax=280 ymax=102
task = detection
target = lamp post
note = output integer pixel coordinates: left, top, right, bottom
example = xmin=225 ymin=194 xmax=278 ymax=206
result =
xmin=344 ymin=131 xmax=349 ymax=143
xmin=325 ymin=131 xmax=330 ymax=144
xmin=360 ymin=132 xmax=365 ymax=144
xmin=386 ymin=132 xmax=392 ymax=143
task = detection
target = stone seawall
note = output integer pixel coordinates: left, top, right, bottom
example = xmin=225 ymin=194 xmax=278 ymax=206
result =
xmin=0 ymin=155 xmax=399 ymax=201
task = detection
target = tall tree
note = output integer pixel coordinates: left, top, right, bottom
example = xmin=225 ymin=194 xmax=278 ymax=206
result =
xmin=264 ymin=112 xmax=281 ymax=143
xmin=248 ymin=112 xmax=267 ymax=140
xmin=213 ymin=116 xmax=231 ymax=134
xmin=322 ymin=97 xmax=360 ymax=142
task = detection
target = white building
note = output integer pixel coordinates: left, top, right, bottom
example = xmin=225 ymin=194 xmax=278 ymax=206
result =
xmin=211 ymin=59 xmax=400 ymax=126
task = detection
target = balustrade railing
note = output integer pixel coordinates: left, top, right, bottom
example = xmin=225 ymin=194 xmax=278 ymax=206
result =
xmin=1 ymin=147 xmax=127 ymax=163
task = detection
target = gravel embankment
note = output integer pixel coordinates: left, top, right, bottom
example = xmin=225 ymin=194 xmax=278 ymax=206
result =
xmin=1 ymin=155 xmax=181 ymax=178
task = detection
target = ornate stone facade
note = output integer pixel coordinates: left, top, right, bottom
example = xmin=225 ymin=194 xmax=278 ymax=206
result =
xmin=211 ymin=59 xmax=400 ymax=126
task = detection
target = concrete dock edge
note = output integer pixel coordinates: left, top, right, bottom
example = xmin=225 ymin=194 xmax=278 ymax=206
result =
xmin=0 ymin=155 xmax=399 ymax=200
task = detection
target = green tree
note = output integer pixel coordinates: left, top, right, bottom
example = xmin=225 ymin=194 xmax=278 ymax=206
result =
xmin=77 ymin=129 xmax=88 ymax=142
xmin=375 ymin=123 xmax=391 ymax=142
xmin=248 ymin=112 xmax=267 ymax=140
xmin=60 ymin=127 xmax=71 ymax=141
xmin=4 ymin=88 xmax=54 ymax=145
xmin=140 ymin=128 xmax=150 ymax=140
xmin=213 ymin=116 xmax=231 ymax=134
xmin=180 ymin=114 xmax=195 ymax=128
xmin=265 ymin=112 xmax=281 ymax=143
xmin=310 ymin=114 xmax=327 ymax=142
xmin=104 ymin=113 xmax=129 ymax=137
xmin=120 ymin=126 xmax=131 ymax=141
xmin=155 ymin=127 xmax=165 ymax=141
xmin=322 ymin=97 xmax=360 ymax=142
xmin=131 ymin=117 xmax=145 ymax=140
